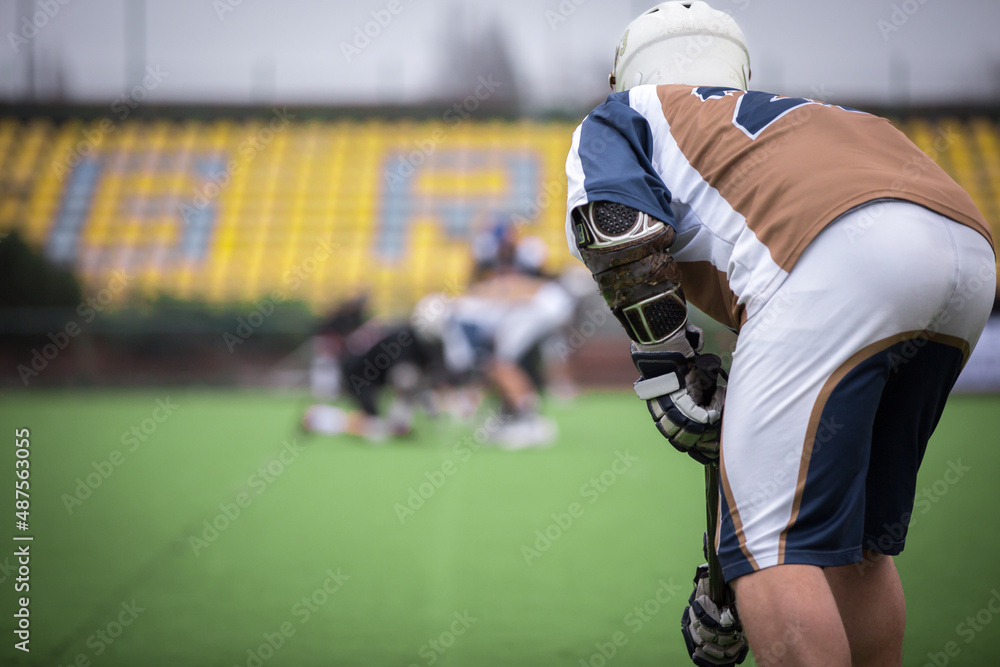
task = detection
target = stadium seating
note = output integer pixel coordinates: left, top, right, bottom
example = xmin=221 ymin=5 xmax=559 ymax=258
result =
xmin=1 ymin=114 xmax=998 ymax=314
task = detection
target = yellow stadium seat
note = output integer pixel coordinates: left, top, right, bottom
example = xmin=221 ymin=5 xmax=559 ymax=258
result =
xmin=1 ymin=113 xmax=986 ymax=315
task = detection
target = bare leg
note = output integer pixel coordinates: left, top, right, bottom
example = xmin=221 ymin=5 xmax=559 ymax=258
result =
xmin=824 ymin=551 xmax=905 ymax=667
xmin=731 ymin=564 xmax=851 ymax=667
xmin=488 ymin=360 xmax=538 ymax=414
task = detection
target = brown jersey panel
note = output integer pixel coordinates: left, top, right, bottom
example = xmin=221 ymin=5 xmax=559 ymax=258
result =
xmin=677 ymin=260 xmax=746 ymax=331
xmin=657 ymin=85 xmax=994 ymax=272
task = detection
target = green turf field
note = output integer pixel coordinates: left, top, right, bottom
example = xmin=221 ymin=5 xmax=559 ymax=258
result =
xmin=1 ymin=390 xmax=998 ymax=667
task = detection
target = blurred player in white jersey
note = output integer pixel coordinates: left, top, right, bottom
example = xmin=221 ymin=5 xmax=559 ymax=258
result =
xmin=436 ymin=255 xmax=577 ymax=448
xmin=564 ymin=2 xmax=996 ymax=666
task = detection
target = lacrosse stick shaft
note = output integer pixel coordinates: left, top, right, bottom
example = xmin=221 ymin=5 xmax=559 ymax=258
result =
xmin=705 ymin=462 xmax=730 ymax=604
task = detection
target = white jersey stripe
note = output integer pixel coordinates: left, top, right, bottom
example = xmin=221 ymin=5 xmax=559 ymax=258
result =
xmin=564 ymin=123 xmax=587 ymax=264
xmin=626 ymin=85 xmax=788 ymax=320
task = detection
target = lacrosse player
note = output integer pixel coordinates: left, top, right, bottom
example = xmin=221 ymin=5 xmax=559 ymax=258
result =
xmin=434 ymin=269 xmax=577 ymax=448
xmin=564 ymin=2 xmax=996 ymax=665
xmin=301 ymin=296 xmax=446 ymax=440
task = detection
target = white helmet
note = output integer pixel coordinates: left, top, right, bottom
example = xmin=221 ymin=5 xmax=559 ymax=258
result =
xmin=609 ymin=1 xmax=750 ymax=92
xmin=410 ymin=293 xmax=452 ymax=342
xmin=515 ymin=236 xmax=548 ymax=274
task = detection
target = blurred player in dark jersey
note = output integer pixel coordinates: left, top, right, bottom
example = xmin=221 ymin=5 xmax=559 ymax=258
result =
xmin=301 ymin=296 xmax=445 ymax=440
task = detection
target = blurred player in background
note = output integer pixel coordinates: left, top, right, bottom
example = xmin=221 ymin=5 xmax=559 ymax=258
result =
xmin=432 ymin=223 xmax=579 ymax=448
xmin=301 ymin=295 xmax=446 ymax=440
xmin=303 ymin=225 xmax=582 ymax=448
xmin=565 ymin=2 xmax=996 ymax=665
xmin=515 ymin=233 xmax=589 ymax=400
xmin=472 ymin=223 xmax=586 ymax=399
xmin=437 ymin=280 xmax=575 ymax=448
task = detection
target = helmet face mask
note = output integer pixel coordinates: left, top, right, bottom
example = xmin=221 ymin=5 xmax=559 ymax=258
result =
xmin=609 ymin=1 xmax=751 ymax=92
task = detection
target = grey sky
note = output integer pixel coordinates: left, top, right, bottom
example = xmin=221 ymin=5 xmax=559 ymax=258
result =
xmin=2 ymin=0 xmax=999 ymax=111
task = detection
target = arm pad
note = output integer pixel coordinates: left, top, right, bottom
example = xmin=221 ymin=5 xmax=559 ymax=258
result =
xmin=571 ymin=201 xmax=687 ymax=345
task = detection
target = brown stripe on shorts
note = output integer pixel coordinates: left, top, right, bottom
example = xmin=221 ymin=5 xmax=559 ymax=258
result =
xmin=777 ymin=330 xmax=971 ymax=564
xmin=719 ymin=444 xmax=759 ymax=571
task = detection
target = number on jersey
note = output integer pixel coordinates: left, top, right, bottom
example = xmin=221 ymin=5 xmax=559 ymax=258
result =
xmin=693 ymin=87 xmax=861 ymax=140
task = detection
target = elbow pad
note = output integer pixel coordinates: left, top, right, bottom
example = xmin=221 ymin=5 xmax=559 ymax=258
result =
xmin=571 ymin=201 xmax=688 ymax=345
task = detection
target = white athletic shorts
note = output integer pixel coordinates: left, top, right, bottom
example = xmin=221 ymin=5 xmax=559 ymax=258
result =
xmin=717 ymin=200 xmax=996 ymax=581
xmin=444 ymin=282 xmax=575 ymax=372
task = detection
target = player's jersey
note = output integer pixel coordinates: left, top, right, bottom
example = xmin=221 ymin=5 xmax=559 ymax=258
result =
xmin=443 ymin=274 xmax=575 ymax=371
xmin=565 ymin=84 xmax=994 ymax=330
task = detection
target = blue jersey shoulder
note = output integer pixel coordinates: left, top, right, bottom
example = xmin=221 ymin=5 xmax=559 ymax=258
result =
xmin=576 ymin=90 xmax=674 ymax=227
